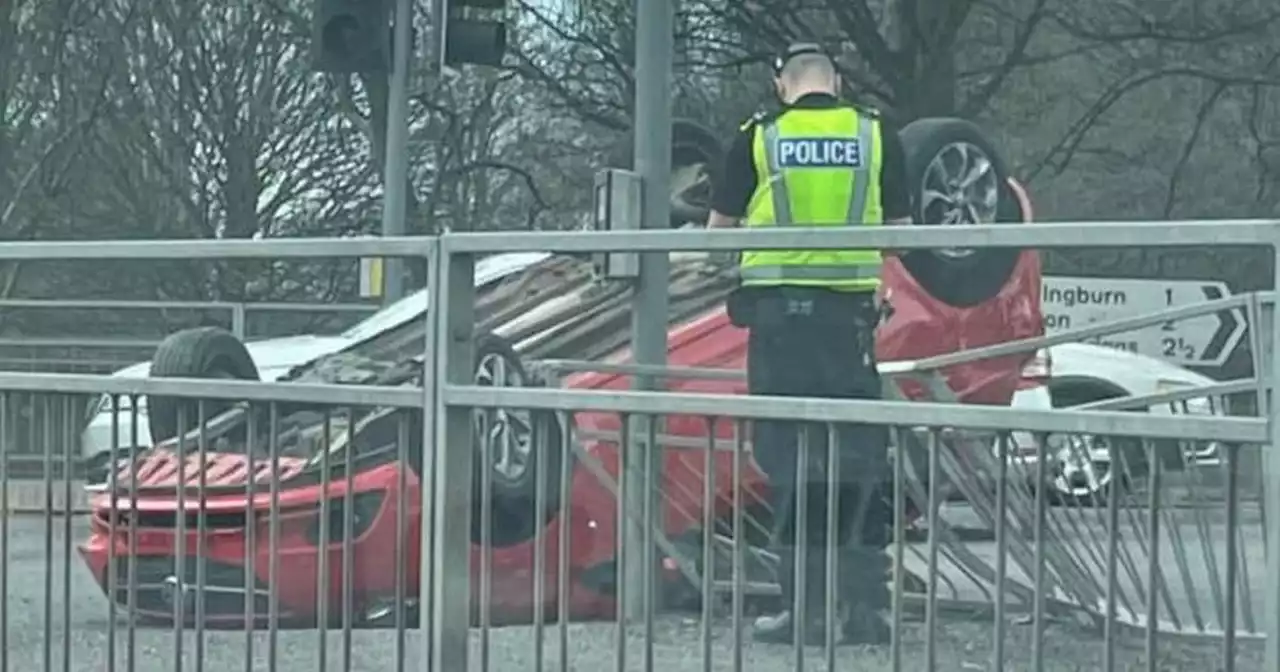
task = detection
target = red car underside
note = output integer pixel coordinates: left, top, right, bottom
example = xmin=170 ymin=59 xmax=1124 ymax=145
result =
xmin=81 ymin=184 xmax=1043 ymax=625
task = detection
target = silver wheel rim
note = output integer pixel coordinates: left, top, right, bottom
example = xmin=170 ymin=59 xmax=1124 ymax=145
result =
xmin=918 ymin=141 xmax=1001 ymax=259
xmin=1050 ymin=435 xmax=1114 ymax=499
xmin=472 ymin=352 xmax=534 ymax=482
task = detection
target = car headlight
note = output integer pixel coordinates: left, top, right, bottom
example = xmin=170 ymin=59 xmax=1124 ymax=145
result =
xmin=304 ymin=491 xmax=386 ymax=547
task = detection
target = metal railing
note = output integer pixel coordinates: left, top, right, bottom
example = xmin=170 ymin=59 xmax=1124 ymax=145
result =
xmin=431 ymin=220 xmax=1280 ymax=671
xmin=0 ymin=298 xmax=379 ymax=374
xmin=0 ymin=222 xmax=1273 ymax=671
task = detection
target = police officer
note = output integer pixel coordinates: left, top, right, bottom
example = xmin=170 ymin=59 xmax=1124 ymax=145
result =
xmin=707 ymin=43 xmax=912 ymax=645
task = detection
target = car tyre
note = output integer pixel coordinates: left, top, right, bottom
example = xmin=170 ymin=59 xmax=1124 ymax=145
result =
xmin=470 ymin=332 xmax=568 ymax=546
xmin=147 ymin=327 xmax=259 ymax=442
xmin=898 ymin=118 xmax=1025 ymax=308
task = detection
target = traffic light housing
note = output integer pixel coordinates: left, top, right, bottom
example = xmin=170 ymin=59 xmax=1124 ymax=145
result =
xmin=442 ymin=0 xmax=509 ymax=68
xmin=312 ymin=0 xmax=391 ymax=74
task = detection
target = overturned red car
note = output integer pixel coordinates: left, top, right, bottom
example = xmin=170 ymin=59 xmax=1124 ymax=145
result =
xmin=79 ymin=117 xmax=1043 ymax=626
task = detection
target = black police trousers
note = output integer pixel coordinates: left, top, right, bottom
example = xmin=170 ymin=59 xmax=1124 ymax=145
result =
xmin=739 ymin=287 xmax=891 ymax=618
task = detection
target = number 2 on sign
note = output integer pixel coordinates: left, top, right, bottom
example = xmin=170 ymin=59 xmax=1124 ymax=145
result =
xmin=1162 ymin=337 xmax=1195 ymax=360
xmin=1161 ymin=288 xmax=1176 ymax=331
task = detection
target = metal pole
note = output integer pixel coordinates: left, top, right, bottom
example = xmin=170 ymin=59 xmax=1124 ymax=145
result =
xmin=1265 ymin=243 xmax=1280 ymax=671
xmin=625 ymin=0 xmax=673 ymax=623
xmin=379 ymin=0 xmax=414 ymax=303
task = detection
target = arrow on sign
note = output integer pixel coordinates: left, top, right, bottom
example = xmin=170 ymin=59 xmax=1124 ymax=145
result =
xmin=1199 ymin=284 xmax=1245 ymax=365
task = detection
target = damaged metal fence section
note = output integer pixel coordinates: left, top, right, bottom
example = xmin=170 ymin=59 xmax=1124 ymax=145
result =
xmin=0 ymin=221 xmax=1275 ymax=671
xmin=433 ymin=219 xmax=1280 ymax=671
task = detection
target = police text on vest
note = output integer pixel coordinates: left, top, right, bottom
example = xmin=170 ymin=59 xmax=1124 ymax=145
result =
xmin=776 ymin=137 xmax=864 ymax=169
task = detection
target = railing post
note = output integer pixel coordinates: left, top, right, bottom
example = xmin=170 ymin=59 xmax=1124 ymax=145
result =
xmin=426 ymin=236 xmax=475 ymax=670
xmin=626 ymin=0 xmax=674 ymax=623
xmin=230 ymin=303 xmax=247 ymax=339
xmin=1265 ymin=241 xmax=1280 ymax=671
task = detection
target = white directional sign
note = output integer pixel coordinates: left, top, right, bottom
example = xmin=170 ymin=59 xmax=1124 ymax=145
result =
xmin=1041 ymin=277 xmax=1246 ymax=367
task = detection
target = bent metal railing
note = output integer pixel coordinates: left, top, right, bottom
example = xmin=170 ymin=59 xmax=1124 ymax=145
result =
xmin=0 ymin=224 xmax=1272 ymax=671
xmin=431 ymin=221 xmax=1280 ymax=671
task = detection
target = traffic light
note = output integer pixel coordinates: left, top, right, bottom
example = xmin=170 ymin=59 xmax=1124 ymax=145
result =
xmin=442 ymin=0 xmax=509 ymax=68
xmin=312 ymin=0 xmax=391 ymax=74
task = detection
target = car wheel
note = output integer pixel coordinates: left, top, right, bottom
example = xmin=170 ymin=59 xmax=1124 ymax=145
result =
xmin=611 ymin=119 xmax=723 ymax=227
xmin=1046 ymin=434 xmax=1133 ymax=507
xmin=1044 ymin=381 xmax=1149 ymax=507
xmin=470 ymin=332 xmax=568 ymax=546
xmin=147 ymin=327 xmax=259 ymax=442
xmin=898 ymin=118 xmax=1025 ymax=308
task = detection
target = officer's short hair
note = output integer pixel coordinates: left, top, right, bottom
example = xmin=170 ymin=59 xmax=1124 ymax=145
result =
xmin=773 ymin=43 xmax=836 ymax=83
xmin=780 ymin=53 xmax=835 ymax=83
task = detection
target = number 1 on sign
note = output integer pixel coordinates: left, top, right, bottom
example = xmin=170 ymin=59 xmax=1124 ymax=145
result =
xmin=1161 ymin=288 xmax=1176 ymax=331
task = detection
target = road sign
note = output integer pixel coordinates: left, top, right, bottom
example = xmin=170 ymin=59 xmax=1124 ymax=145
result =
xmin=1041 ymin=276 xmax=1246 ymax=367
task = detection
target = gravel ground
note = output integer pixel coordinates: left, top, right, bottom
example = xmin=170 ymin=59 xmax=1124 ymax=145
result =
xmin=1 ymin=515 xmax=1264 ymax=671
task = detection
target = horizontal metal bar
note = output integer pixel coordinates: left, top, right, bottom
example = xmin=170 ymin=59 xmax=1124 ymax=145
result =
xmin=535 ymin=359 xmax=745 ymax=381
xmin=1079 ymin=378 xmax=1261 ymax=411
xmin=0 ymin=236 xmax=434 ymax=261
xmin=0 ymin=337 xmax=160 ymax=349
xmin=243 ymin=302 xmax=378 ymax=314
xmin=0 ymin=372 xmax=422 ymax=408
xmin=441 ymin=220 xmax=1280 ymax=254
xmin=444 ymin=384 xmax=1268 ymax=443
xmin=0 ymin=298 xmax=377 ymax=314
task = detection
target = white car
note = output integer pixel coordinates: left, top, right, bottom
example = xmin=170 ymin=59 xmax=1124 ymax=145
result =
xmin=1010 ymin=343 xmax=1227 ymax=503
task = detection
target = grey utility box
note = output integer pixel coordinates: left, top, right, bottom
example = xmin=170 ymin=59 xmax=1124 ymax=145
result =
xmin=591 ymin=168 xmax=642 ymax=279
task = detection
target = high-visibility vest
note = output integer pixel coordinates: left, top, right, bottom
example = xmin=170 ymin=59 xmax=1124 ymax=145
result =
xmin=739 ymin=106 xmax=884 ymax=292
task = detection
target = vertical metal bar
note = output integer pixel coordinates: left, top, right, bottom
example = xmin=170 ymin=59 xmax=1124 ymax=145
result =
xmin=642 ymin=417 xmax=658 ymax=668
xmin=243 ymin=405 xmax=258 ymax=672
xmin=1264 ymin=240 xmax=1280 ymax=672
xmin=615 ymin=414 xmax=631 ymax=672
xmin=557 ymin=411 xmax=573 ymax=672
xmin=627 ymin=0 xmax=674 ymax=623
xmin=0 ymin=394 xmax=7 ymax=672
xmin=379 ymin=0 xmax=413 ymax=302
xmin=1223 ymin=443 xmax=1240 ymax=672
xmin=535 ymin=411 xmax=552 ymax=672
xmin=992 ymin=433 xmax=1010 ymax=672
xmin=41 ymin=395 xmax=54 ymax=672
xmin=793 ymin=425 xmax=810 ymax=671
xmin=230 ymin=303 xmax=247 ymax=339
xmin=1144 ymin=439 xmax=1161 ymax=672
xmin=478 ymin=408 xmax=494 ymax=672
xmin=127 ymin=396 xmax=140 ymax=671
xmin=1031 ymin=424 xmax=1047 ymax=672
xmin=194 ymin=403 xmax=208 ymax=672
xmin=890 ymin=428 xmax=906 ymax=672
xmin=823 ymin=423 xmax=840 ymax=671
xmin=419 ymin=241 xmax=441 ymax=670
xmin=267 ymin=404 xmax=281 ymax=672
xmin=417 ymin=241 xmax=440 ymax=670
xmin=924 ymin=430 xmax=941 ymax=672
xmin=394 ymin=415 xmax=410 ymax=672
xmin=317 ymin=413 xmax=333 ymax=668
xmin=700 ymin=418 xmax=716 ymax=672
xmin=731 ymin=420 xmax=745 ymax=672
xmin=341 ymin=407 xmax=357 ymax=672
xmin=60 ymin=396 xmax=73 ymax=672
xmin=174 ymin=407 xmax=189 ymax=672
xmin=429 ymin=240 xmax=476 ymax=671
xmin=106 ymin=400 xmax=121 ymax=672
xmin=1103 ymin=436 xmax=1121 ymax=671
